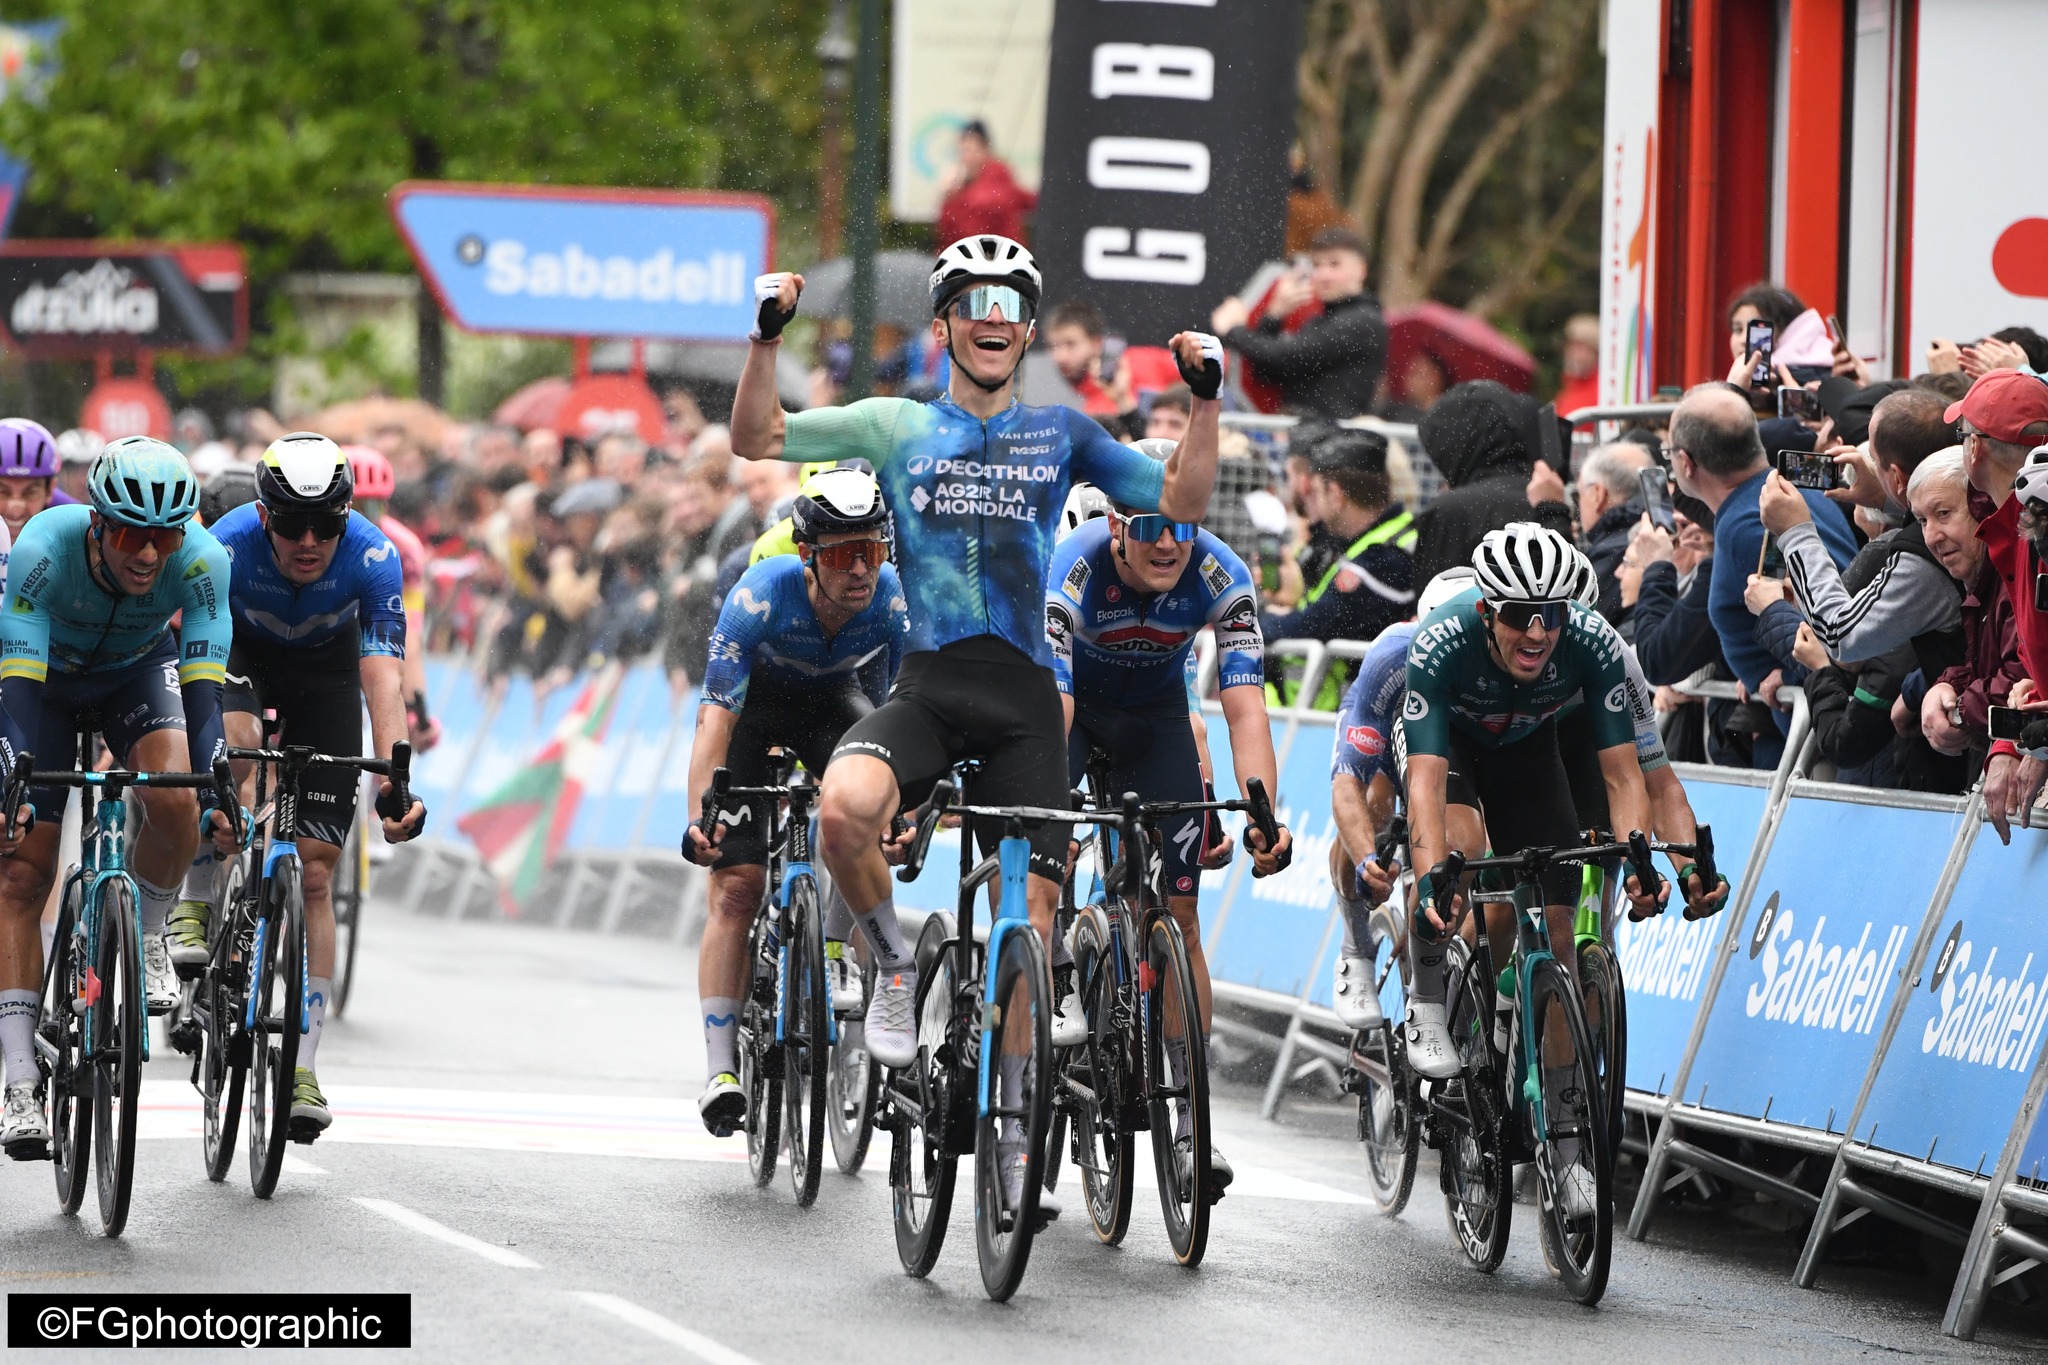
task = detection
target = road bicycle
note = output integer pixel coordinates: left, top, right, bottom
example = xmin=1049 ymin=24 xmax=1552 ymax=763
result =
xmin=1051 ymin=764 xmax=1282 ymax=1267
xmin=1342 ymin=813 xmax=1420 ymax=1215
xmin=886 ymin=769 xmax=1131 ymax=1302
xmin=822 ymin=864 xmax=880 ymax=1176
xmin=26 ymin=732 xmax=237 ymax=1237
xmin=695 ymin=760 xmax=837 ymax=1207
xmin=189 ymin=736 xmax=411 ymax=1198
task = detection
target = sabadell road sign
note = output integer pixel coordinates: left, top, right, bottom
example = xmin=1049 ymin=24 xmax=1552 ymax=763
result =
xmin=389 ymin=182 xmax=774 ymax=341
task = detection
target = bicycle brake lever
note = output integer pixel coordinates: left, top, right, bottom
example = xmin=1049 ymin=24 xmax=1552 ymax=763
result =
xmin=1626 ymin=830 xmax=1664 ymax=919
xmin=1682 ymin=823 xmax=1720 ymax=921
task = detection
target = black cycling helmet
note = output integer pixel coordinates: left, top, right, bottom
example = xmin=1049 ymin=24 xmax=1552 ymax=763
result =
xmin=791 ymin=467 xmax=887 ymax=541
xmin=256 ymin=431 xmax=353 ymax=511
xmin=199 ymin=466 xmax=259 ymax=526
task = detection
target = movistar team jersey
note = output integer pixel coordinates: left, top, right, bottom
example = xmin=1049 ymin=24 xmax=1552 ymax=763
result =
xmin=210 ymin=504 xmax=406 ymax=657
xmin=1331 ymin=623 xmax=1415 ymax=784
xmin=0 ymin=503 xmax=230 ymax=683
xmin=702 ymin=555 xmax=910 ymax=712
xmin=1403 ymin=592 xmax=1634 ymax=757
xmin=778 ymin=396 xmax=1167 ymax=668
xmin=1045 ymin=519 xmax=1260 ymax=709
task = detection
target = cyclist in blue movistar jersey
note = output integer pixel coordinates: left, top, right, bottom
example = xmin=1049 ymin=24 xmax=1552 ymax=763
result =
xmin=0 ymin=438 xmax=229 ymax=1159
xmin=1046 ymin=447 xmax=1290 ymax=1195
xmin=171 ymin=433 xmax=427 ymax=1139
xmin=682 ymin=469 xmax=910 ymax=1136
xmin=729 ymin=234 xmax=1229 ymax=1219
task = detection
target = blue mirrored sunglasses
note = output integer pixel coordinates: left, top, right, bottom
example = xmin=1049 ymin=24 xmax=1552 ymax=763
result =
xmin=946 ymin=284 xmax=1034 ymax=325
xmin=1119 ymin=513 xmax=1197 ymax=544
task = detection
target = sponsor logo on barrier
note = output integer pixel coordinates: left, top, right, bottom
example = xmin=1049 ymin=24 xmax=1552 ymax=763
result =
xmin=1743 ymin=896 xmax=1905 ymax=1035
xmin=1613 ymin=907 xmax=1715 ymax=1003
xmin=1921 ymin=924 xmax=2048 ymax=1074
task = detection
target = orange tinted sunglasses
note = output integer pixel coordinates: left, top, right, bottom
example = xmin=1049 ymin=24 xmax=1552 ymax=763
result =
xmin=102 ymin=523 xmax=186 ymax=555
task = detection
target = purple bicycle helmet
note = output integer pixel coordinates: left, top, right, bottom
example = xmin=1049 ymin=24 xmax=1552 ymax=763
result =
xmin=0 ymin=419 xmax=59 ymax=478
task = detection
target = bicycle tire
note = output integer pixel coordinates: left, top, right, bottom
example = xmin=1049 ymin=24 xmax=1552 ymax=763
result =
xmin=1067 ymin=905 xmax=1133 ymax=1245
xmin=892 ymin=911 xmax=960 ymax=1278
xmin=1528 ymin=956 xmax=1614 ymax=1306
xmin=331 ymin=813 xmax=367 ymax=1020
xmin=42 ymin=881 xmax=89 ymax=1216
xmin=826 ymin=953 xmax=878 ymax=1175
xmin=1355 ymin=904 xmax=1417 ymax=1215
xmin=91 ymin=880 xmax=142 ymax=1236
xmin=200 ymin=856 xmax=248 ymax=1182
xmin=974 ymin=922 xmax=1053 ymax=1301
xmin=742 ymin=907 xmax=782 ymax=1188
xmin=1146 ymin=912 xmax=1211 ymax=1267
xmin=1576 ymin=939 xmax=1629 ymax=1162
xmin=1439 ymin=938 xmax=1511 ymax=1273
xmin=249 ymin=857 xmax=305 ymax=1198
xmin=782 ymin=877 xmax=829 ymax=1207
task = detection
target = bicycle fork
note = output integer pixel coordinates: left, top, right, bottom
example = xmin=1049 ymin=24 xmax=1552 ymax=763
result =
xmin=976 ymin=832 xmax=1033 ymax=1116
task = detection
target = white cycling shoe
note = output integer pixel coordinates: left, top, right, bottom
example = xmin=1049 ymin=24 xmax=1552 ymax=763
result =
xmin=1050 ymin=966 xmax=1086 ymax=1048
xmin=1403 ymin=1002 xmax=1460 ymax=1079
xmin=866 ymin=970 xmax=918 ymax=1070
xmin=1332 ymin=956 xmax=1384 ymax=1029
xmin=2 ymin=1080 xmax=49 ymax=1161
xmin=143 ymin=935 xmax=178 ymax=1016
xmin=999 ymin=1141 xmax=1059 ymax=1224
xmin=825 ymin=943 xmax=865 ymax=1014
xmin=1553 ymin=1160 xmax=1599 ymax=1220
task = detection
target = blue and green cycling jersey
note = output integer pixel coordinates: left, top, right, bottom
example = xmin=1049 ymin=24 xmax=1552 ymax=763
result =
xmin=209 ymin=503 xmax=407 ymax=656
xmin=1403 ymin=591 xmax=1634 ymax=757
xmin=701 ymin=554 xmax=910 ymax=712
xmin=778 ymin=396 xmax=1167 ymax=668
xmin=1045 ymin=519 xmax=1262 ymax=710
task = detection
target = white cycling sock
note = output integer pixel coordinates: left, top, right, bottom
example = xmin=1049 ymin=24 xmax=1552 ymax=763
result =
xmin=0 ymin=989 xmax=38 ymax=1087
xmin=821 ymin=883 xmax=854 ymax=941
xmin=182 ymin=857 xmax=215 ymax=902
xmin=856 ymin=896 xmax=913 ymax=973
xmin=702 ymin=996 xmax=740 ymax=1079
xmin=136 ymin=876 xmax=177 ymax=936
xmin=300 ymin=976 xmax=332 ymax=1070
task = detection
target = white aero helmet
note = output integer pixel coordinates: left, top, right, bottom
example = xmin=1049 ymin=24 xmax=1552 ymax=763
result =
xmin=1060 ymin=482 xmax=1114 ymax=538
xmin=1471 ymin=522 xmax=1580 ymax=604
xmin=1416 ymin=566 xmax=1479 ymax=618
xmin=2014 ymin=443 xmax=2048 ymax=516
xmin=929 ymin=234 xmax=1042 ymax=316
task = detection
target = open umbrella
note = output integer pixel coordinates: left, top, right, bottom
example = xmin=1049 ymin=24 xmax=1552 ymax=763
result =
xmin=800 ymin=251 xmax=935 ymax=330
xmin=493 ymin=376 xmax=571 ymax=432
xmin=1384 ymin=301 xmax=1536 ymax=399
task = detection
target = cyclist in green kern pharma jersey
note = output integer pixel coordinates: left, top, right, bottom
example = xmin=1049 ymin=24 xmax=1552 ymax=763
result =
xmin=728 ymin=236 xmax=1231 ymax=1218
xmin=1400 ymin=524 xmax=1666 ymax=1079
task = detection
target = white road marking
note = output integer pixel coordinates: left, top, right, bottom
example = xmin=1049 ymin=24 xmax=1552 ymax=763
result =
xmin=281 ymin=1153 xmax=327 ymax=1174
xmin=573 ymin=1293 xmax=761 ymax=1365
xmin=351 ymin=1196 xmax=540 ymax=1269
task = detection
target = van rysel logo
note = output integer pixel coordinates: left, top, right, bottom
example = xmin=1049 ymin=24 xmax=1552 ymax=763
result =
xmin=1921 ymin=922 xmax=2048 ymax=1073
xmin=1744 ymin=896 xmax=1906 ymax=1035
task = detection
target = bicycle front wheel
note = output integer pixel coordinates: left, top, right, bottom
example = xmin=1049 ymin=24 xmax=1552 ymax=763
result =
xmin=1529 ymin=956 xmax=1614 ymax=1306
xmin=91 ymin=880 xmax=143 ymax=1236
xmin=41 ymin=880 xmax=90 ymax=1215
xmin=1066 ymin=906 xmax=1133 ymax=1245
xmin=199 ymin=856 xmax=248 ymax=1183
xmin=1354 ymin=905 xmax=1417 ymax=1215
xmin=826 ymin=954 xmax=878 ymax=1175
xmin=891 ymin=912 xmax=959 ymax=1278
xmin=1145 ymin=912 xmax=1211 ymax=1267
xmin=974 ymin=922 xmax=1052 ymax=1302
xmin=1439 ymin=938 xmax=1511 ymax=1273
xmin=782 ymin=877 xmax=829 ymax=1207
xmin=1576 ymin=939 xmax=1628 ymax=1162
xmin=249 ymin=857 xmax=306 ymax=1198
xmin=741 ymin=908 xmax=782 ymax=1188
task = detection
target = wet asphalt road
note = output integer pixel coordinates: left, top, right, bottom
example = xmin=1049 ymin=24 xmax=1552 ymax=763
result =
xmin=3 ymin=900 xmax=2044 ymax=1362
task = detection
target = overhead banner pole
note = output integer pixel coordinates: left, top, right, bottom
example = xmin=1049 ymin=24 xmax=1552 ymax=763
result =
xmin=846 ymin=0 xmax=883 ymax=400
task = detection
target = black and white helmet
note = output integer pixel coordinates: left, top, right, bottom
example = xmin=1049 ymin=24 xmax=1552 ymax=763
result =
xmin=1471 ymin=522 xmax=1580 ymax=604
xmin=792 ymin=467 xmax=887 ymax=541
xmin=929 ymin=235 xmax=1042 ymax=315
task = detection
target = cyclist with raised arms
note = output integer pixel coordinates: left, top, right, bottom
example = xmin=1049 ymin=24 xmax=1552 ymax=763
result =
xmin=170 ymin=433 xmax=427 ymax=1141
xmin=0 ymin=438 xmax=229 ymax=1159
xmin=344 ymin=446 xmax=439 ymax=751
xmin=682 ymin=468 xmax=910 ymax=1137
xmin=1046 ymin=444 xmax=1291 ymax=1194
xmin=729 ymin=235 xmax=1225 ymax=1218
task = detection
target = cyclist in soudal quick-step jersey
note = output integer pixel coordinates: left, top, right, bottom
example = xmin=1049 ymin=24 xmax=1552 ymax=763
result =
xmin=0 ymin=438 xmax=229 ymax=1160
xmin=1400 ymin=524 xmax=1667 ymax=1112
xmin=682 ymin=468 xmax=910 ymax=1137
xmin=730 ymin=234 xmax=1230 ymax=1220
xmin=1046 ymin=444 xmax=1290 ymax=1195
xmin=178 ymin=433 xmax=428 ymax=1139
xmin=344 ymin=446 xmax=438 ymax=752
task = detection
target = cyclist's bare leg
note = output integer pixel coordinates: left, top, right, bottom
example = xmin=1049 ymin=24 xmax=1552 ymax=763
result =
xmin=699 ymin=865 xmax=767 ymax=1021
xmin=127 ymin=727 xmax=198 ymax=892
xmin=998 ymin=872 xmax=1061 ymax=1060
xmin=1166 ymin=894 xmax=1211 ymax=1035
xmin=817 ymin=754 xmax=896 ymax=924
xmin=0 ymin=823 xmax=62 ymax=1000
xmin=297 ymin=836 xmax=342 ymax=978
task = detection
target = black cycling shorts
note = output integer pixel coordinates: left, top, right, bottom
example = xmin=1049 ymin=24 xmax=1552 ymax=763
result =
xmin=224 ymin=627 xmax=363 ymax=848
xmin=709 ymin=680 xmax=873 ymax=870
xmin=1439 ymin=717 xmax=1582 ymax=905
xmin=1068 ymin=699 xmax=1205 ymax=898
xmin=27 ymin=635 xmax=187 ymax=818
xmin=1556 ymin=705 xmax=1610 ymax=837
xmin=832 ymin=636 xmax=1071 ymax=881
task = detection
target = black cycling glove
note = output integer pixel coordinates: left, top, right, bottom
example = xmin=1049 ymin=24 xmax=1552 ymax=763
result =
xmin=752 ymin=273 xmax=798 ymax=342
xmin=1176 ymin=331 xmax=1225 ymax=400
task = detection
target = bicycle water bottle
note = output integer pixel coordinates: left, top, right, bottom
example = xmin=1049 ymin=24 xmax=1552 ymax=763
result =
xmin=1493 ymin=965 xmax=1515 ymax=1054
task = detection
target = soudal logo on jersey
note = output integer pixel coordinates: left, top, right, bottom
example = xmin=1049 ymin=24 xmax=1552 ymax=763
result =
xmin=1094 ymin=622 xmax=1190 ymax=655
xmin=1743 ymin=895 xmax=1906 ymax=1035
xmin=1921 ymin=922 xmax=2048 ymax=1073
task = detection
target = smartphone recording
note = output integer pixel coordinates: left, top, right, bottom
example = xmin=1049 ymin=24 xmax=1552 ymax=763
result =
xmin=1772 ymin=448 xmax=1846 ymax=492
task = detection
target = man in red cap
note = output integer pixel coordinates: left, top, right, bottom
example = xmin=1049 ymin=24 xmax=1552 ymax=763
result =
xmin=1951 ymin=369 xmax=2048 ymax=837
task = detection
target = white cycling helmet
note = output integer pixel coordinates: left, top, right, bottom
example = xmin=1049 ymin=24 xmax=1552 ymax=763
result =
xmin=1471 ymin=522 xmax=1580 ymax=604
xmin=1568 ymin=545 xmax=1600 ymax=607
xmin=2014 ymin=443 xmax=2048 ymax=515
xmin=1060 ymin=482 xmax=1114 ymax=538
xmin=929 ymin=234 xmax=1042 ymax=316
xmin=1416 ymin=566 xmax=1479 ymax=618
xmin=57 ymin=427 xmax=104 ymax=466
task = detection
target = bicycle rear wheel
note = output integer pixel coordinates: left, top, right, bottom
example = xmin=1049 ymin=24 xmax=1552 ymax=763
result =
xmin=891 ymin=912 xmax=959 ymax=1278
xmin=741 ymin=909 xmax=782 ymax=1188
xmin=1066 ymin=906 xmax=1133 ymax=1245
xmin=782 ymin=877 xmax=829 ymax=1206
xmin=41 ymin=881 xmax=89 ymax=1215
xmin=199 ymin=857 xmax=249 ymax=1183
xmin=826 ymin=955 xmax=878 ymax=1174
xmin=974 ymin=922 xmax=1052 ymax=1301
xmin=249 ymin=858 xmax=306 ymax=1198
xmin=1354 ymin=905 xmax=1417 ymax=1215
xmin=331 ymin=812 xmax=368 ymax=1019
xmin=1576 ymin=939 xmax=1628 ymax=1161
xmin=1529 ymin=956 xmax=1614 ymax=1306
xmin=1439 ymin=938 xmax=1512 ymax=1272
xmin=91 ymin=880 xmax=142 ymax=1236
xmin=1145 ymin=912 xmax=1211 ymax=1267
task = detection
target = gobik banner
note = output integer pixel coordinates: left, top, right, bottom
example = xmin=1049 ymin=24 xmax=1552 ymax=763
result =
xmin=1035 ymin=0 xmax=1303 ymax=344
